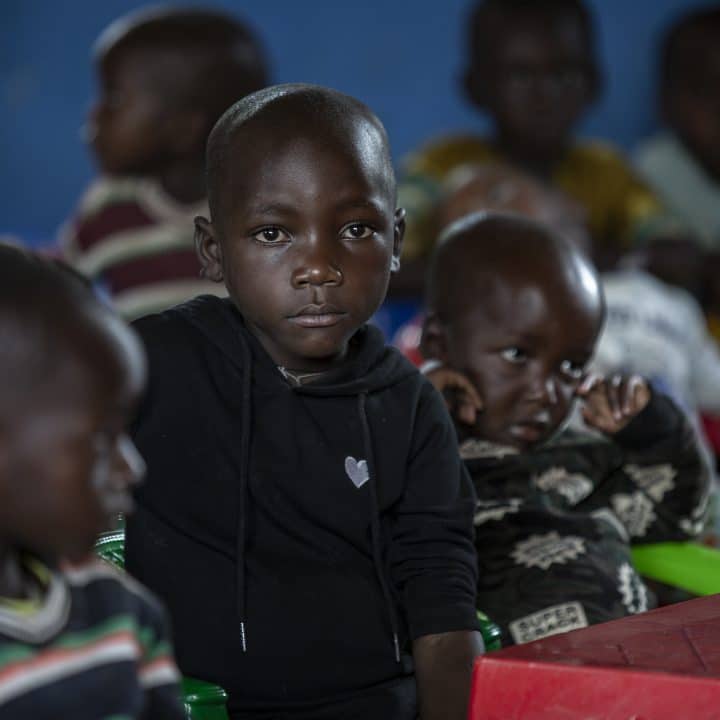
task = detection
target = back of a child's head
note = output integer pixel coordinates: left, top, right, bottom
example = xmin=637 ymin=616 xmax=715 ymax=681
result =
xmin=91 ymin=6 xmax=269 ymax=176
xmin=463 ymin=0 xmax=600 ymax=159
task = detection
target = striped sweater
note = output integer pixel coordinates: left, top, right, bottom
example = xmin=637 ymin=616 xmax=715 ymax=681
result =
xmin=0 ymin=557 xmax=183 ymax=719
xmin=61 ymin=176 xmax=227 ymax=320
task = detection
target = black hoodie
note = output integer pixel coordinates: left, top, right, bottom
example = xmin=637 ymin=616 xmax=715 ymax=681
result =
xmin=125 ymin=296 xmax=478 ymax=715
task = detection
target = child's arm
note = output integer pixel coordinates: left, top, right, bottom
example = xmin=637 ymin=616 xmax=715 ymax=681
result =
xmin=389 ymin=381 xmax=483 ymax=718
xmin=414 ymin=630 xmax=484 ymax=720
xmin=577 ymin=374 xmax=711 ymax=541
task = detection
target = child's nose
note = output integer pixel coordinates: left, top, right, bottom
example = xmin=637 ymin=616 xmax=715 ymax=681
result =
xmin=291 ymin=243 xmax=343 ymax=288
xmin=528 ymin=371 xmax=559 ymax=406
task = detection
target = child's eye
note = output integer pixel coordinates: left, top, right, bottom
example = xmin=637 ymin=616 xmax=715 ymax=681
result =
xmin=500 ymin=347 xmax=528 ymax=364
xmin=341 ymin=224 xmax=374 ymax=240
xmin=560 ymin=359 xmax=585 ymax=380
xmin=252 ymin=227 xmax=288 ymax=244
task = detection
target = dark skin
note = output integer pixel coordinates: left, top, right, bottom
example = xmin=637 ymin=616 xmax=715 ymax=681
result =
xmin=464 ymin=9 xmax=597 ymax=178
xmin=88 ymin=47 xmax=210 ymax=204
xmin=196 ymin=113 xmax=405 ymax=373
xmin=195 ymin=102 xmax=483 ymax=718
xmin=664 ymin=43 xmax=720 ymax=184
xmin=423 ymin=221 xmax=649 ymax=449
xmin=0 ymin=314 xmax=146 ymax=600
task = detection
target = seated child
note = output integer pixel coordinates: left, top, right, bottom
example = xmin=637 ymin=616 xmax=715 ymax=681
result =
xmin=0 ymin=244 xmax=183 ymax=718
xmin=61 ymin=7 xmax=269 ymax=319
xmin=421 ymin=213 xmax=711 ymax=646
xmin=125 ymin=84 xmax=483 ymax=719
xmin=397 ymin=0 xmax=667 ymax=287
xmin=634 ymin=7 xmax=720 ymax=251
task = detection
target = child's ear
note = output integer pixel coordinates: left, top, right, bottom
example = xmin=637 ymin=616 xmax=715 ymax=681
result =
xmin=420 ymin=312 xmax=450 ymax=363
xmin=391 ymin=207 xmax=406 ymax=272
xmin=194 ymin=216 xmax=224 ymax=282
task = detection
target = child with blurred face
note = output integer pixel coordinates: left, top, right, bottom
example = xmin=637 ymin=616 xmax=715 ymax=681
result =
xmin=62 ymin=7 xmax=269 ymax=319
xmin=421 ymin=213 xmax=710 ymax=646
xmin=396 ymin=0 xmax=668 ymax=291
xmin=0 ymin=245 xmax=183 ymax=718
xmin=634 ymin=7 xmax=720 ymax=342
xmin=126 ymin=84 xmax=483 ymax=720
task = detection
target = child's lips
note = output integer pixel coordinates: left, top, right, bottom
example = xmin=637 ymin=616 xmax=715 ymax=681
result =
xmin=288 ymin=305 xmax=348 ymax=328
xmin=509 ymin=419 xmax=550 ymax=443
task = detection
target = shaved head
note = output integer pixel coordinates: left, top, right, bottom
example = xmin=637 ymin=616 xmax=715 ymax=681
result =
xmin=205 ymin=83 xmax=396 ymax=225
xmin=428 ymin=212 xmax=602 ymax=327
xmin=0 ymin=245 xmax=144 ymax=423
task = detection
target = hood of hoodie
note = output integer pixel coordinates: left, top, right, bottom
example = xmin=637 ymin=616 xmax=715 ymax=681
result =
xmin=178 ymin=295 xmax=417 ymax=397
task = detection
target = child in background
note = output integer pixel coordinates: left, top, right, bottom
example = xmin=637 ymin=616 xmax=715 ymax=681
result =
xmin=635 ymin=7 xmax=720 ymax=251
xmin=397 ymin=0 xmax=667 ymax=291
xmin=0 ymin=245 xmax=183 ymax=719
xmin=61 ymin=7 xmax=269 ymax=319
xmin=421 ymin=214 xmax=710 ymax=646
xmin=633 ymin=7 xmax=720 ymax=347
xmin=126 ymin=84 xmax=482 ymax=720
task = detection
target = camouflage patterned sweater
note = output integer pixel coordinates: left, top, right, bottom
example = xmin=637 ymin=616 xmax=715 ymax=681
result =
xmin=463 ymin=393 xmax=710 ymax=646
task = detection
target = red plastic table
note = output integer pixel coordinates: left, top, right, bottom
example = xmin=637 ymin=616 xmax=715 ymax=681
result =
xmin=470 ymin=594 xmax=720 ymax=719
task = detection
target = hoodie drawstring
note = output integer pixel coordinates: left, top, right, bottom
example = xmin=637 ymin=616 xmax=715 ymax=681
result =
xmin=358 ymin=392 xmax=401 ymax=663
xmin=236 ymin=333 xmax=253 ymax=652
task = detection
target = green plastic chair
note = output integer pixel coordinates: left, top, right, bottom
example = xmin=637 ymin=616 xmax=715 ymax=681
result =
xmin=631 ymin=542 xmax=720 ymax=597
xmin=477 ymin=610 xmax=502 ymax=652
xmin=94 ymin=530 xmax=230 ymax=720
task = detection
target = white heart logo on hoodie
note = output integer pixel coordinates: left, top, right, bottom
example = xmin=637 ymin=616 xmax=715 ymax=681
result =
xmin=345 ymin=456 xmax=370 ymax=488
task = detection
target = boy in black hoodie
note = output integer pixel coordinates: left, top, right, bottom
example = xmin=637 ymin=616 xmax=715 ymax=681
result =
xmin=125 ymin=84 xmax=483 ymax=719
xmin=422 ymin=213 xmax=710 ymax=647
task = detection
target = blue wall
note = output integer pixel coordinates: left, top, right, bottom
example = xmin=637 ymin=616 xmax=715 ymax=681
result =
xmin=1 ymin=0 xmax=709 ymax=245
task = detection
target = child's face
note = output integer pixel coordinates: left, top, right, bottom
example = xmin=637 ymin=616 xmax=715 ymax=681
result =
xmin=444 ymin=270 xmax=601 ymax=450
xmin=474 ymin=12 xmax=594 ymax=159
xmin=89 ymin=50 xmax=178 ymax=176
xmin=0 ymin=327 xmax=146 ymax=562
xmin=667 ymin=47 xmax=720 ymax=181
xmin=199 ymin=127 xmax=403 ymax=371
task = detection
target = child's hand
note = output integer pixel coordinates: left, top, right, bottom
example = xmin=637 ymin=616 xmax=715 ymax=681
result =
xmin=424 ymin=364 xmax=483 ymax=425
xmin=576 ymin=373 xmax=650 ymax=435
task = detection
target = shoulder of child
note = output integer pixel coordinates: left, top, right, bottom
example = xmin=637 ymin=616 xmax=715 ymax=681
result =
xmin=566 ymin=139 xmax=635 ymax=174
xmin=62 ymin=556 xmax=167 ymax=620
xmin=402 ymin=134 xmax=495 ymax=178
xmin=72 ymin=177 xmax=148 ymax=223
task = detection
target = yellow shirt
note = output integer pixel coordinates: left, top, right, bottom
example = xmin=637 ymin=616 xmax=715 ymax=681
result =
xmin=398 ymin=135 xmax=665 ymax=261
